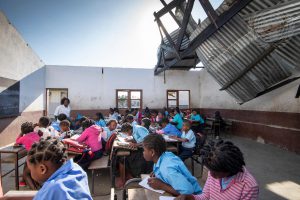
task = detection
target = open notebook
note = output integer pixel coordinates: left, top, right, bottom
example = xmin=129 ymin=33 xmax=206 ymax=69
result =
xmin=138 ymin=176 xmax=165 ymax=194
xmin=159 ymin=197 xmax=175 ymax=200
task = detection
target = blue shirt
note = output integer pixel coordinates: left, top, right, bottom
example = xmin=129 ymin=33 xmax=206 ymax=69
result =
xmin=173 ymin=113 xmax=183 ymax=129
xmin=103 ymin=127 xmax=115 ymax=141
xmin=190 ymin=114 xmax=204 ymax=124
xmin=51 ymin=121 xmax=60 ymax=131
xmin=132 ymin=125 xmax=149 ymax=143
xmin=162 ymin=124 xmax=182 ymax=137
xmin=181 ymin=129 xmax=196 ymax=149
xmin=95 ymin=119 xmax=106 ymax=127
xmin=34 ymin=159 xmax=92 ymax=200
xmin=153 ymin=152 xmax=202 ymax=195
xmin=131 ymin=121 xmax=138 ymax=127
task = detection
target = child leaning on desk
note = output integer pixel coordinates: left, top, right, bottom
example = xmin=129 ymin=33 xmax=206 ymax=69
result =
xmin=143 ymin=134 xmax=202 ymax=196
xmin=169 ymin=120 xmax=196 ymax=161
xmin=15 ymin=122 xmax=41 ymax=189
xmin=116 ymin=123 xmax=152 ymax=188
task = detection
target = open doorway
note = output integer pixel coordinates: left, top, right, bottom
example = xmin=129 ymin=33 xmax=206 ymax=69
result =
xmin=46 ymin=88 xmax=68 ymax=119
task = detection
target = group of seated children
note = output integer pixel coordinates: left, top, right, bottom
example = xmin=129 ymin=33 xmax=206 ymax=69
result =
xmin=12 ymin=107 xmax=258 ymax=200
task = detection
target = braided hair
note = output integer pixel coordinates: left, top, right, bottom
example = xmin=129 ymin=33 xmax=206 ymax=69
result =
xmin=21 ymin=122 xmax=34 ymax=134
xmin=28 ymin=137 xmax=67 ymax=166
xmin=143 ymin=134 xmax=166 ymax=157
xmin=201 ymin=140 xmax=245 ymax=176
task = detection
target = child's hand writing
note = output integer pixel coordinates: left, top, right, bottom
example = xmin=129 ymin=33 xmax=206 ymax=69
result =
xmin=147 ymin=178 xmax=165 ymax=190
xmin=149 ymin=171 xmax=155 ymax=178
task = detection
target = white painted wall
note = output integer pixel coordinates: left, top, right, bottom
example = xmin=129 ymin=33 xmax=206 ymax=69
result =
xmin=198 ymin=69 xmax=300 ymax=113
xmin=0 ymin=11 xmax=45 ymax=112
xmin=45 ymin=65 xmax=201 ymax=110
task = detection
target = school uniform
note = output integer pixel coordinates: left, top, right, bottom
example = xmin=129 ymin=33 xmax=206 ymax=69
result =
xmin=190 ymin=114 xmax=204 ymax=124
xmin=153 ymin=152 xmax=202 ymax=195
xmin=33 ymin=159 xmax=92 ymax=200
xmin=161 ymin=123 xmax=182 ymax=137
xmin=122 ymin=125 xmax=151 ymax=177
xmin=131 ymin=121 xmax=138 ymax=127
xmin=102 ymin=127 xmax=115 ymax=142
xmin=51 ymin=121 xmax=60 ymax=131
xmin=132 ymin=125 xmax=149 ymax=143
xmin=54 ymin=105 xmax=71 ymax=118
xmin=172 ymin=113 xmax=183 ymax=130
xmin=95 ymin=119 xmax=106 ymax=127
xmin=179 ymin=129 xmax=196 ymax=161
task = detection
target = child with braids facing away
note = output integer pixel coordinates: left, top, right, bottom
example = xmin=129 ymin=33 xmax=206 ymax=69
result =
xmin=28 ymin=138 xmax=92 ymax=200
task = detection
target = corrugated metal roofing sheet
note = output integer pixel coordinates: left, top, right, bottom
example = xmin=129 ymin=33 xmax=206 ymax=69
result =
xmin=189 ymin=0 xmax=300 ymax=103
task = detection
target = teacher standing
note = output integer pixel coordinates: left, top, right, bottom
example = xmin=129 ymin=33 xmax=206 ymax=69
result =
xmin=54 ymin=97 xmax=71 ymax=119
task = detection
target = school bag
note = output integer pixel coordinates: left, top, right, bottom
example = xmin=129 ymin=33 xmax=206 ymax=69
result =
xmin=62 ymin=138 xmax=91 ymax=154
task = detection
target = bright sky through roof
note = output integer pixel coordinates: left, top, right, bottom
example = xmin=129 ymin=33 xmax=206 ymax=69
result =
xmin=0 ymin=0 xmax=223 ymax=68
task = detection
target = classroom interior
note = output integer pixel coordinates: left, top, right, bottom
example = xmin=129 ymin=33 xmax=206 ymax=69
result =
xmin=0 ymin=0 xmax=300 ymax=200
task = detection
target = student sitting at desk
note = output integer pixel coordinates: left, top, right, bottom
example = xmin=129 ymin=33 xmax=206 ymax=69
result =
xmin=15 ymin=122 xmax=41 ymax=189
xmin=171 ymin=108 xmax=183 ymax=130
xmin=27 ymin=138 xmax=92 ymax=200
xmin=102 ymin=119 xmax=118 ymax=151
xmin=51 ymin=113 xmax=67 ymax=132
xmin=95 ymin=112 xmax=106 ymax=127
xmin=190 ymin=110 xmax=204 ymax=124
xmin=141 ymin=118 xmax=151 ymax=131
xmin=74 ymin=119 xmax=105 ymax=169
xmin=175 ymin=140 xmax=259 ymax=200
xmin=156 ymin=118 xmax=181 ymax=137
xmin=34 ymin=116 xmax=58 ymax=139
xmin=170 ymin=120 xmax=196 ymax=161
xmin=116 ymin=123 xmax=151 ymax=188
xmin=59 ymin=120 xmax=73 ymax=140
xmin=143 ymin=134 xmax=202 ymax=196
xmin=126 ymin=114 xmax=138 ymax=126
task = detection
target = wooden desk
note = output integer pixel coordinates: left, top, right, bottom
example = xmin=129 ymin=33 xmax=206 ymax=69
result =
xmin=0 ymin=145 xmax=27 ymax=190
xmin=110 ymin=140 xmax=131 ymax=188
xmin=163 ymin=135 xmax=181 ymax=155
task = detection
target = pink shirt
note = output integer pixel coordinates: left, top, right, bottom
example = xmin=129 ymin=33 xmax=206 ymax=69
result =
xmin=194 ymin=167 xmax=259 ymax=200
xmin=76 ymin=125 xmax=104 ymax=152
xmin=16 ymin=132 xmax=40 ymax=151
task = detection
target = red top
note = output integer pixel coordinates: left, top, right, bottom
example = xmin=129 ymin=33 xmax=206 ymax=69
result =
xmin=16 ymin=132 xmax=40 ymax=151
xmin=194 ymin=167 xmax=259 ymax=200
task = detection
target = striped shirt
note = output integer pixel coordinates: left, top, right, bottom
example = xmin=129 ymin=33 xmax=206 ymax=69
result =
xmin=194 ymin=167 xmax=259 ymax=200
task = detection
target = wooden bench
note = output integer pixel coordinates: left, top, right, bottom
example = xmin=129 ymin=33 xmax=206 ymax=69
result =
xmin=0 ymin=191 xmax=37 ymax=200
xmin=88 ymin=155 xmax=110 ymax=195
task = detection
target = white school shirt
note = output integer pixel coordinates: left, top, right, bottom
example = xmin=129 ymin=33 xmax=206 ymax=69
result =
xmin=181 ymin=129 xmax=196 ymax=149
xmin=54 ymin=105 xmax=71 ymax=117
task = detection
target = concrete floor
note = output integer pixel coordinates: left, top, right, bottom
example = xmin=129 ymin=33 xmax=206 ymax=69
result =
xmin=2 ymin=136 xmax=300 ymax=200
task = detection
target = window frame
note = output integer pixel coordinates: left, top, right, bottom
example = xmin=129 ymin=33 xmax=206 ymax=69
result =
xmin=166 ymin=90 xmax=190 ymax=109
xmin=116 ymin=89 xmax=143 ymax=109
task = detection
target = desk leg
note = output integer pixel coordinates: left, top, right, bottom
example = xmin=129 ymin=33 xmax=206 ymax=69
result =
xmin=15 ymin=153 xmax=19 ymax=190
xmin=111 ymin=150 xmax=116 ymax=188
